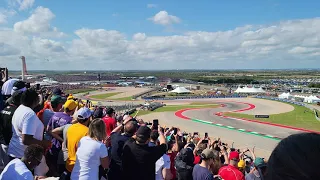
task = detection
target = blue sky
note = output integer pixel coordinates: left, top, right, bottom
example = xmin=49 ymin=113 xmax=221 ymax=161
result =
xmin=0 ymin=0 xmax=320 ymax=70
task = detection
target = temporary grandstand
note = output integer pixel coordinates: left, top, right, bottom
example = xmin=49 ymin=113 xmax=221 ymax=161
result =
xmin=234 ymin=86 xmax=266 ymax=93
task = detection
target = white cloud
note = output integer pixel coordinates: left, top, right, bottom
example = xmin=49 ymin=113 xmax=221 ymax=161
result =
xmin=18 ymin=0 xmax=35 ymax=11
xmin=0 ymin=9 xmax=16 ymax=24
xmin=147 ymin=4 xmax=157 ymax=8
xmin=132 ymin=33 xmax=146 ymax=41
xmin=148 ymin=11 xmax=180 ymax=26
xmin=1 ymin=7 xmax=320 ymax=70
xmin=13 ymin=6 xmax=64 ymax=37
xmin=8 ymin=0 xmax=35 ymax=11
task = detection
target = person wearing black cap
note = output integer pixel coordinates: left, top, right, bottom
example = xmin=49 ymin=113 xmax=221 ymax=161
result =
xmin=5 ymin=81 xmax=26 ymax=107
xmin=0 ymin=91 xmax=23 ymax=171
xmin=122 ymin=125 xmax=167 ymax=180
xmin=52 ymin=88 xmax=63 ymax=96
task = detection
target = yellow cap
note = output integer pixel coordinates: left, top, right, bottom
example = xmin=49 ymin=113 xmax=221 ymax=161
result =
xmin=238 ymin=159 xmax=245 ymax=169
xmin=64 ymin=100 xmax=77 ymax=111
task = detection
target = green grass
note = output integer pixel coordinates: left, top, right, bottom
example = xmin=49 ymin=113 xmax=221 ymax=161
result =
xmin=90 ymin=92 xmax=122 ymax=99
xmin=132 ymin=104 xmax=219 ymax=116
xmin=65 ymin=88 xmax=96 ymax=94
xmin=225 ymin=103 xmax=320 ymax=131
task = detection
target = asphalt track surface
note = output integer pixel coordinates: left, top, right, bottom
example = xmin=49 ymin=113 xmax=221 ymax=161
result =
xmin=181 ymin=101 xmax=302 ymax=139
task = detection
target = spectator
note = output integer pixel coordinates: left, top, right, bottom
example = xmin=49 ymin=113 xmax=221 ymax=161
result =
xmin=149 ymin=129 xmax=172 ymax=180
xmin=122 ymin=125 xmax=167 ymax=180
xmin=52 ymin=88 xmax=63 ymax=96
xmin=41 ymin=95 xmax=66 ymax=127
xmin=166 ymin=135 xmax=179 ymax=180
xmin=0 ymin=144 xmax=44 ymax=180
xmin=245 ymin=158 xmax=266 ymax=180
xmin=102 ymin=107 xmax=116 ymax=136
xmin=266 ymin=133 xmax=320 ymax=180
xmin=194 ymin=142 xmax=207 ymax=165
xmin=175 ymin=144 xmax=195 ymax=180
xmin=46 ymin=99 xmax=76 ymax=176
xmin=8 ymin=89 xmax=51 ymax=176
xmin=0 ymin=91 xmax=22 ymax=171
xmin=218 ymin=151 xmax=245 ymax=180
xmin=64 ymin=107 xmax=92 ymax=177
xmin=193 ymin=148 xmax=219 ymax=180
xmin=108 ymin=118 xmax=138 ymax=180
xmin=5 ymin=81 xmax=26 ymax=107
xmin=93 ymin=107 xmax=104 ymax=118
xmin=71 ymin=119 xmax=109 ymax=180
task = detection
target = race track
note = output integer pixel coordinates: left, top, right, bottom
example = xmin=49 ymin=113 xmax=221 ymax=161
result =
xmin=180 ymin=101 xmax=301 ymax=139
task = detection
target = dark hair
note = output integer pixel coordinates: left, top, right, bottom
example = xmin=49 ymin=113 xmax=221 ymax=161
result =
xmin=150 ymin=130 xmax=159 ymax=141
xmin=24 ymin=144 xmax=44 ymax=161
xmin=21 ymin=89 xmax=39 ymax=107
xmin=124 ymin=121 xmax=138 ymax=135
xmin=11 ymin=91 xmax=23 ymax=106
xmin=266 ymin=133 xmax=320 ymax=180
xmin=105 ymin=107 xmax=115 ymax=116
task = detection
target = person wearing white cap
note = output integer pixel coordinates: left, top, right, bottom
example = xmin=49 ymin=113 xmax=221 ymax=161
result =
xmin=61 ymin=107 xmax=92 ymax=179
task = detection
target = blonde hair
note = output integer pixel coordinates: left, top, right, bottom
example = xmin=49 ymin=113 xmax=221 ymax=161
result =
xmin=88 ymin=118 xmax=106 ymax=141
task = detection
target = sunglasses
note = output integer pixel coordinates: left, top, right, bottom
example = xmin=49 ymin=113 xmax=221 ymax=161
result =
xmin=34 ymin=156 xmax=42 ymax=165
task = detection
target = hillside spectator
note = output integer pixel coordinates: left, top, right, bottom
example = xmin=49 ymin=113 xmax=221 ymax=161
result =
xmin=219 ymin=151 xmax=245 ymax=180
xmin=102 ymin=107 xmax=116 ymax=136
xmin=40 ymin=95 xmax=66 ymax=127
xmin=0 ymin=144 xmax=44 ymax=180
xmin=175 ymin=144 xmax=195 ymax=180
xmin=122 ymin=125 xmax=167 ymax=180
xmin=0 ymin=91 xmax=22 ymax=171
xmin=71 ymin=119 xmax=109 ymax=180
xmin=166 ymin=135 xmax=179 ymax=180
xmin=52 ymin=88 xmax=63 ymax=96
xmin=108 ymin=118 xmax=138 ymax=180
xmin=5 ymin=81 xmax=26 ymax=107
xmin=194 ymin=142 xmax=207 ymax=165
xmin=8 ymin=89 xmax=51 ymax=176
xmin=245 ymin=158 xmax=267 ymax=180
xmin=64 ymin=107 xmax=92 ymax=177
xmin=149 ymin=129 xmax=172 ymax=180
xmin=193 ymin=148 xmax=220 ymax=180
xmin=46 ymin=99 xmax=76 ymax=176
xmin=266 ymin=133 xmax=320 ymax=180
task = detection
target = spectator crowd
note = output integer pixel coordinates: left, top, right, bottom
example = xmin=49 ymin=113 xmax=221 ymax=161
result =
xmin=0 ymin=79 xmax=320 ymax=180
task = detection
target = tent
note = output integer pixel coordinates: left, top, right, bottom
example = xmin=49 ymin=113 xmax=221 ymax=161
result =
xmin=278 ymin=92 xmax=293 ymax=99
xmin=170 ymin=87 xmax=191 ymax=94
xmin=234 ymin=86 xmax=266 ymax=93
xmin=305 ymin=95 xmax=320 ymax=103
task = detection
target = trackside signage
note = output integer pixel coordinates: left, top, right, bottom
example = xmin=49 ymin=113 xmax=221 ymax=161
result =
xmin=255 ymin=115 xmax=270 ymax=118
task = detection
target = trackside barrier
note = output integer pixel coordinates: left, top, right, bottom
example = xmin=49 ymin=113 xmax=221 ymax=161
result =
xmin=142 ymin=95 xmax=247 ymax=101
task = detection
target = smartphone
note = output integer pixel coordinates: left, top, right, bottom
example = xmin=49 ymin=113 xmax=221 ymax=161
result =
xmin=36 ymin=84 xmax=40 ymax=90
xmin=201 ymin=140 xmax=209 ymax=144
xmin=173 ymin=128 xmax=178 ymax=135
xmin=153 ymin=119 xmax=159 ymax=130
xmin=205 ymin=132 xmax=208 ymax=138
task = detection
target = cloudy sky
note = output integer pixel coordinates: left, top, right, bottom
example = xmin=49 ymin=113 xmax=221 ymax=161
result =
xmin=0 ymin=0 xmax=320 ymax=70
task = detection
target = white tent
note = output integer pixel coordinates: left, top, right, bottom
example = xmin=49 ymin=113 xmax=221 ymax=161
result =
xmin=305 ymin=95 xmax=320 ymax=103
xmin=170 ymin=87 xmax=191 ymax=94
xmin=234 ymin=86 xmax=266 ymax=93
xmin=278 ymin=92 xmax=293 ymax=99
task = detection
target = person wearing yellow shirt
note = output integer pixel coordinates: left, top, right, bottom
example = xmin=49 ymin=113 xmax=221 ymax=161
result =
xmin=61 ymin=107 xmax=92 ymax=179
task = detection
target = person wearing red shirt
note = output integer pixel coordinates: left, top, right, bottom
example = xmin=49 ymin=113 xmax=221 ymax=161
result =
xmin=102 ymin=107 xmax=116 ymax=136
xmin=218 ymin=151 xmax=245 ymax=180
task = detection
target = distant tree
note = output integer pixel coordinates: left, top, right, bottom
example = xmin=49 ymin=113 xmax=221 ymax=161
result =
xmin=308 ymin=83 xmax=320 ymax=88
